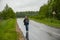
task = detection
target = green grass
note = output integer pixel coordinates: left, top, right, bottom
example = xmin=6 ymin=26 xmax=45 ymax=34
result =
xmin=0 ymin=19 xmax=17 ymax=40
xmin=30 ymin=18 xmax=60 ymax=28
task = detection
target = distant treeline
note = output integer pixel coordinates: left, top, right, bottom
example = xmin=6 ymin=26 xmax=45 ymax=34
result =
xmin=16 ymin=11 xmax=38 ymax=18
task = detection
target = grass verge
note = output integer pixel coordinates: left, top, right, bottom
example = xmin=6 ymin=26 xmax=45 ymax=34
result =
xmin=0 ymin=19 xmax=17 ymax=40
xmin=30 ymin=18 xmax=60 ymax=28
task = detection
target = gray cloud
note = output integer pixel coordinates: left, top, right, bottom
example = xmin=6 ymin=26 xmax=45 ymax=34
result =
xmin=0 ymin=0 xmax=48 ymax=12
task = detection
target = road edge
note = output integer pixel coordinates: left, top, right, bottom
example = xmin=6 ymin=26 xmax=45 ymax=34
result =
xmin=16 ymin=22 xmax=25 ymax=40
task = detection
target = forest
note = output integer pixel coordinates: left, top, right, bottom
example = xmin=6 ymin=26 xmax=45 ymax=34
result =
xmin=30 ymin=0 xmax=60 ymax=28
xmin=16 ymin=11 xmax=38 ymax=18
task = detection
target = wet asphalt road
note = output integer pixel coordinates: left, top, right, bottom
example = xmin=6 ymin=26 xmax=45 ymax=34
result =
xmin=17 ymin=18 xmax=60 ymax=40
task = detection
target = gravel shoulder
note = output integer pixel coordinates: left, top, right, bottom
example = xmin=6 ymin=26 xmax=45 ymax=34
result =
xmin=16 ymin=22 xmax=25 ymax=40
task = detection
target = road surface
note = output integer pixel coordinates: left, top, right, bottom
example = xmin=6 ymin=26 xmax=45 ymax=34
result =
xmin=17 ymin=18 xmax=60 ymax=40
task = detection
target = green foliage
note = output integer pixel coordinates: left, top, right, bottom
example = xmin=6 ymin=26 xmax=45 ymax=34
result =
xmin=35 ymin=0 xmax=60 ymax=20
xmin=48 ymin=0 xmax=60 ymax=20
xmin=38 ymin=5 xmax=49 ymax=18
xmin=0 ymin=4 xmax=16 ymax=20
xmin=30 ymin=0 xmax=60 ymax=28
xmin=0 ymin=19 xmax=17 ymax=40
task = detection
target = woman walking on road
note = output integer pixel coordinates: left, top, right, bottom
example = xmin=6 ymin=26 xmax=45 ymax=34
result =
xmin=23 ymin=16 xmax=29 ymax=40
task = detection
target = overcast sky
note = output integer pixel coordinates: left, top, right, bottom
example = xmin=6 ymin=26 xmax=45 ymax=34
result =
xmin=0 ymin=0 xmax=48 ymax=12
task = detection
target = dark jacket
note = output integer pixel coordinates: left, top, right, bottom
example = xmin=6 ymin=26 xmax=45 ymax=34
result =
xmin=23 ymin=18 xmax=29 ymax=25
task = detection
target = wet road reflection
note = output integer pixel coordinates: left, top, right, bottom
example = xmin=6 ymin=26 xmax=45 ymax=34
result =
xmin=26 ymin=31 xmax=29 ymax=40
xmin=17 ymin=18 xmax=60 ymax=40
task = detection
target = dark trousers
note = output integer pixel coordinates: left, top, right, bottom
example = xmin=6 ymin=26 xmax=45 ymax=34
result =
xmin=25 ymin=25 xmax=29 ymax=31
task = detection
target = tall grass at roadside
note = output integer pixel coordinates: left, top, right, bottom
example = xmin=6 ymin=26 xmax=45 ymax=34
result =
xmin=30 ymin=18 xmax=60 ymax=28
xmin=0 ymin=19 xmax=17 ymax=40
